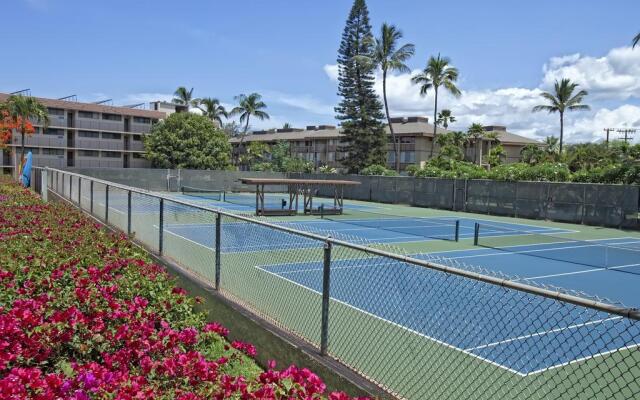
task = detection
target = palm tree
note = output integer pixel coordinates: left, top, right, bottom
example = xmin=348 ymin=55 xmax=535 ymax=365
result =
xmin=173 ymin=87 xmax=196 ymax=108
xmin=544 ymin=136 xmax=560 ymax=158
xmin=196 ymin=97 xmax=228 ymax=126
xmin=230 ymin=93 xmax=270 ymax=136
xmin=520 ymin=144 xmax=545 ymax=165
xmin=359 ymin=23 xmax=415 ymax=172
xmin=436 ymin=109 xmax=455 ymax=130
xmin=411 ymin=54 xmax=461 ymax=158
xmin=282 ymin=122 xmax=292 ymax=129
xmin=0 ymin=95 xmax=49 ymax=163
xmin=466 ymin=123 xmax=485 ymax=164
xmin=633 ymin=32 xmax=640 ymax=48
xmin=532 ymin=78 xmax=589 ymax=154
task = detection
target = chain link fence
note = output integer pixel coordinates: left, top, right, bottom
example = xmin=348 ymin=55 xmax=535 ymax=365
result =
xmin=35 ymin=168 xmax=640 ymax=399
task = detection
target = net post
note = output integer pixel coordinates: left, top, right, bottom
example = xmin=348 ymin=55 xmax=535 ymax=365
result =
xmin=214 ymin=212 xmax=221 ymax=290
xmin=127 ymin=190 xmax=132 ymax=235
xmin=320 ymin=204 xmax=324 ymax=219
xmin=159 ymin=198 xmax=164 ymax=255
xmin=473 ymin=222 xmax=480 ymax=246
xmin=455 ymin=220 xmax=460 ymax=242
xmin=90 ymin=180 xmax=94 ymax=214
xmin=105 ymin=185 xmax=109 ymax=222
xmin=320 ymin=238 xmax=332 ymax=356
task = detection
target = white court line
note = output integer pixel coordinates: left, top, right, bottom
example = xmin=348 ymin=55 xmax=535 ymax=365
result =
xmin=441 ymin=239 xmax=640 ymax=260
xmin=520 ymin=262 xmax=640 ymax=281
xmin=254 ymin=264 xmax=527 ymax=376
xmin=527 ymin=342 xmax=640 ymax=376
xmin=429 ymin=215 xmax=581 ymax=232
xmin=465 ymin=317 xmax=622 ymax=352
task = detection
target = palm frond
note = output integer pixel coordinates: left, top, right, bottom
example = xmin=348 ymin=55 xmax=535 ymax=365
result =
xmin=532 ymin=105 xmax=557 ymax=113
xmin=634 ymin=32 xmax=640 ymax=48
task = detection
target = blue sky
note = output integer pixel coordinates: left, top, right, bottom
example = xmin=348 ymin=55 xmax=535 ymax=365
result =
xmin=3 ymin=0 xmax=640 ymax=142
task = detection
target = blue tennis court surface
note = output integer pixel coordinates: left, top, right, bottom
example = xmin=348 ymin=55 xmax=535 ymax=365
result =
xmin=163 ymin=216 xmax=572 ymax=251
xmin=257 ymin=237 xmax=640 ymax=375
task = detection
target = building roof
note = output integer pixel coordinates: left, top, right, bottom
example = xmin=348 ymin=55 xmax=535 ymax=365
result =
xmin=0 ymin=93 xmax=166 ymax=119
xmin=230 ymin=117 xmax=540 ymax=146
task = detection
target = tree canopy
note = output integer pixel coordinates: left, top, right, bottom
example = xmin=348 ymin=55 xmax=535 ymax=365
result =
xmin=143 ymin=112 xmax=231 ymax=170
xmin=335 ymin=0 xmax=387 ymax=173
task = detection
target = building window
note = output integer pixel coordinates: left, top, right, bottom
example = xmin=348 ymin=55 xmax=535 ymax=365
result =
xmin=79 ymin=150 xmax=100 ymax=157
xmin=78 ymin=130 xmax=100 ymax=138
xmin=101 ymin=132 xmax=122 ymax=140
xmin=132 ymin=153 xmax=144 ymax=159
xmin=23 ymin=147 xmax=39 ymax=154
xmin=400 ymin=151 xmax=416 ymax=163
xmin=43 ymin=128 xmax=63 ymax=136
xmin=78 ymin=111 xmax=98 ymax=119
xmin=102 ymin=151 xmax=121 ymax=158
xmin=133 ymin=116 xmax=151 ymax=124
xmin=388 ymin=151 xmax=395 ymax=163
xmin=400 ymin=137 xmax=415 ymax=144
xmin=102 ymin=113 xmax=122 ymax=121
xmin=132 ymin=135 xmax=142 ymax=141
xmin=327 ymin=152 xmax=335 ymax=161
xmin=47 ymin=108 xmax=64 ymax=116
xmin=42 ymin=148 xmax=64 ymax=156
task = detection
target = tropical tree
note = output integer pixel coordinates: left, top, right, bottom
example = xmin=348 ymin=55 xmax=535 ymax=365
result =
xmin=335 ymin=0 xmax=387 ymax=173
xmin=436 ymin=109 xmax=456 ymax=130
xmin=484 ymin=130 xmax=500 ymax=168
xmin=172 ymin=87 xmax=196 ymax=108
xmin=411 ymin=54 xmax=462 ymax=158
xmin=358 ymin=23 xmax=415 ymax=172
xmin=633 ymin=32 xmax=640 ymax=48
xmin=230 ymin=93 xmax=270 ymax=136
xmin=466 ymin=123 xmax=486 ymax=164
xmin=143 ymin=112 xmax=231 ymax=169
xmin=543 ymin=136 xmax=560 ymax=159
xmin=282 ymin=122 xmax=292 ymax=129
xmin=195 ymin=97 xmax=228 ymax=126
xmin=0 ymin=95 xmax=49 ymax=162
xmin=520 ymin=144 xmax=546 ymax=165
xmin=240 ymin=141 xmax=270 ymax=168
xmin=532 ymin=78 xmax=590 ymax=154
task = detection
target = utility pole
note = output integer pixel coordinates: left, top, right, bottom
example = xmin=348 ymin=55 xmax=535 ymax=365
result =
xmin=616 ymin=128 xmax=636 ymax=144
xmin=603 ymin=128 xmax=615 ymax=146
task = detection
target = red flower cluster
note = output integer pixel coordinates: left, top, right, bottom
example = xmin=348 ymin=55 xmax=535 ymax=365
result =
xmin=0 ymin=183 xmax=370 ymax=399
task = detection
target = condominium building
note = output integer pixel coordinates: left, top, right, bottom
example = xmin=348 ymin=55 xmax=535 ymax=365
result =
xmin=230 ymin=117 xmax=541 ymax=171
xmin=0 ymin=93 xmax=178 ymax=169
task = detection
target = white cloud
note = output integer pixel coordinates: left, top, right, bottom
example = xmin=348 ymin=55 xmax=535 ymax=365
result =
xmin=541 ymin=46 xmax=640 ymax=100
xmin=266 ymin=91 xmax=334 ymax=116
xmin=322 ymin=45 xmax=640 ymax=144
xmin=324 ymin=64 xmax=339 ymax=82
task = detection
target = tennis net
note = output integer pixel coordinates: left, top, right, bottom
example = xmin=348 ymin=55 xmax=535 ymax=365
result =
xmin=475 ymin=222 xmax=640 ymax=275
xmin=181 ymin=186 xmax=223 ymax=201
xmin=321 ymin=209 xmax=461 ymax=242
xmin=223 ymin=191 xmax=291 ymax=210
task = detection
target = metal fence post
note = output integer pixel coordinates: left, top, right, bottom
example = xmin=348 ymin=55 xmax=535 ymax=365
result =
xmin=455 ymin=220 xmax=460 ymax=242
xmin=215 ymin=213 xmax=221 ymax=290
xmin=41 ymin=168 xmax=48 ymax=202
xmin=105 ymin=185 xmax=109 ymax=222
xmin=127 ymin=190 xmax=132 ymax=235
xmin=90 ymin=181 xmax=94 ymax=213
xmin=320 ymin=239 xmax=332 ymax=356
xmin=473 ymin=223 xmax=480 ymax=246
xmin=158 ymin=198 xmax=164 ymax=255
xmin=78 ymin=178 xmax=82 ymax=207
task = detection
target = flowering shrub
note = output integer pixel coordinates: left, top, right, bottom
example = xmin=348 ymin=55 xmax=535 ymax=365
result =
xmin=0 ymin=181 xmax=368 ymax=399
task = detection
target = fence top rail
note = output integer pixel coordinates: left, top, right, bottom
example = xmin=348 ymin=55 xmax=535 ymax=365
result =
xmin=240 ymin=178 xmax=361 ymax=186
xmin=45 ymin=167 xmax=640 ymax=321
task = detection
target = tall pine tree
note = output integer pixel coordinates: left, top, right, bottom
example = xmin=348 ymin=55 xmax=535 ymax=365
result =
xmin=335 ymin=0 xmax=387 ymax=173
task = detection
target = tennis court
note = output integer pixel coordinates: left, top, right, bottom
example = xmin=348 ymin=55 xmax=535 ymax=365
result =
xmin=162 ymin=216 xmax=572 ymax=250
xmin=258 ymin=247 xmax=640 ymax=375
